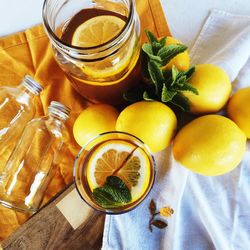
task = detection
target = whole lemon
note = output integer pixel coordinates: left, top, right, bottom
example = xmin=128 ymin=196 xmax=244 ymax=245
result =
xmin=162 ymin=36 xmax=190 ymax=71
xmin=173 ymin=115 xmax=246 ymax=176
xmin=227 ymin=87 xmax=250 ymax=138
xmin=116 ymin=101 xmax=177 ymax=153
xmin=183 ymin=64 xmax=231 ymax=114
xmin=73 ymin=104 xmax=119 ymax=147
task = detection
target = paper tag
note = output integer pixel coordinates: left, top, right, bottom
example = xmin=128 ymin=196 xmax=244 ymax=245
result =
xmin=56 ymin=188 xmax=93 ymax=229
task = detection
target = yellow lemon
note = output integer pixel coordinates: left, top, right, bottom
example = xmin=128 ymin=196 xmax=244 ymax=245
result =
xmin=73 ymin=104 xmax=119 ymax=147
xmin=183 ymin=64 xmax=232 ymax=114
xmin=162 ymin=36 xmax=190 ymax=71
xmin=86 ymin=140 xmax=151 ymax=202
xmin=227 ymin=87 xmax=250 ymax=138
xmin=116 ymin=101 xmax=177 ymax=153
xmin=173 ymin=115 xmax=246 ymax=176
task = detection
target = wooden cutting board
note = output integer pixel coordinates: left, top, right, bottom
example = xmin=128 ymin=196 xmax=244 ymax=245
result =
xmin=1 ymin=183 xmax=105 ymax=250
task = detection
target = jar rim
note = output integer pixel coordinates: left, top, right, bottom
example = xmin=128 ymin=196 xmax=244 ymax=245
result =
xmin=42 ymin=0 xmax=135 ymax=54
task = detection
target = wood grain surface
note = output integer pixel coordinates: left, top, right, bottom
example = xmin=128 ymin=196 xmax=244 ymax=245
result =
xmin=1 ymin=184 xmax=105 ymax=250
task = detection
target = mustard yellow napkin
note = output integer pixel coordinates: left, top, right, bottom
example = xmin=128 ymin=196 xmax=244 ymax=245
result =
xmin=0 ymin=0 xmax=170 ymax=241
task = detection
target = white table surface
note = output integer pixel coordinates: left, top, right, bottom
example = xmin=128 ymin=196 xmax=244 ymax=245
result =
xmin=0 ymin=0 xmax=250 ymax=48
xmin=161 ymin=0 xmax=250 ymax=47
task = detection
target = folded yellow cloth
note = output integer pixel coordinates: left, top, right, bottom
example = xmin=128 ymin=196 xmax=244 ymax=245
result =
xmin=0 ymin=0 xmax=170 ymax=241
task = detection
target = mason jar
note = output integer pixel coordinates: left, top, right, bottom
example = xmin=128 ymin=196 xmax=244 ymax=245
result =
xmin=42 ymin=0 xmax=141 ymax=105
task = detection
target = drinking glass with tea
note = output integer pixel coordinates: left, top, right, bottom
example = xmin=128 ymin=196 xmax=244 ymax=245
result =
xmin=74 ymin=132 xmax=155 ymax=214
xmin=43 ymin=0 xmax=141 ymax=105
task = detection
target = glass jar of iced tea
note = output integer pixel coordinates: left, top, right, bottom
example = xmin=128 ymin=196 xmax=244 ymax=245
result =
xmin=42 ymin=0 xmax=141 ymax=105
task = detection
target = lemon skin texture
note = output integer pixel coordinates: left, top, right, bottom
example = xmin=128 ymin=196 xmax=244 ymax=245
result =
xmin=183 ymin=64 xmax=232 ymax=114
xmin=227 ymin=87 xmax=250 ymax=138
xmin=73 ymin=104 xmax=119 ymax=147
xmin=173 ymin=115 xmax=246 ymax=176
xmin=116 ymin=101 xmax=177 ymax=153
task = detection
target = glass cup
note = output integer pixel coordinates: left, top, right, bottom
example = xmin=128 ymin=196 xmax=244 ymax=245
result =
xmin=42 ymin=0 xmax=141 ymax=105
xmin=74 ymin=131 xmax=155 ymax=214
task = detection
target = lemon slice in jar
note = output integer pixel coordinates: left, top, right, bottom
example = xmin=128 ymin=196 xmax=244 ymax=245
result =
xmin=71 ymin=15 xmax=138 ymax=80
xmin=72 ymin=15 xmax=126 ymax=47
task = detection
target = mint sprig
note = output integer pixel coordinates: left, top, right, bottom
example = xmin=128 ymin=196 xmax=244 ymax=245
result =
xmin=124 ymin=30 xmax=198 ymax=111
xmin=144 ymin=30 xmax=188 ymax=67
xmin=93 ymin=176 xmax=132 ymax=209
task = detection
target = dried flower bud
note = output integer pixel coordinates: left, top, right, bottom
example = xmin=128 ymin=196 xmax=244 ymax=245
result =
xmin=159 ymin=207 xmax=174 ymax=218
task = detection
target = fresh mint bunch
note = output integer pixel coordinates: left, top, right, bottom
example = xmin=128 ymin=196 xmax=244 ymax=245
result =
xmin=124 ymin=30 xmax=198 ymax=111
xmin=93 ymin=176 xmax=131 ymax=209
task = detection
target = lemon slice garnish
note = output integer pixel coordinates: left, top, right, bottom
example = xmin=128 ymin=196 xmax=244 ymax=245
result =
xmin=71 ymin=15 xmax=139 ymax=80
xmin=86 ymin=140 xmax=151 ymax=202
xmin=72 ymin=15 xmax=126 ymax=47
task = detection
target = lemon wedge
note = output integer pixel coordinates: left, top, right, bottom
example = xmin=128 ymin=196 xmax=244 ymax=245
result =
xmin=86 ymin=140 xmax=151 ymax=202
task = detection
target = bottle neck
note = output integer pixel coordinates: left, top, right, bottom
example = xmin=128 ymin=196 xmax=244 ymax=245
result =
xmin=47 ymin=101 xmax=70 ymax=122
xmin=17 ymin=84 xmax=37 ymax=96
xmin=48 ymin=112 xmax=66 ymax=124
xmin=16 ymin=85 xmax=36 ymax=105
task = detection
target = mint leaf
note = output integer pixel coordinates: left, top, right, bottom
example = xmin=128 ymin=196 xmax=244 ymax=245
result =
xmin=124 ymin=30 xmax=198 ymax=112
xmin=157 ymin=44 xmax=187 ymax=66
xmin=161 ymin=85 xmax=177 ymax=102
xmin=93 ymin=188 xmax=122 ymax=209
xmin=142 ymin=44 xmax=162 ymax=63
xmin=145 ymin=29 xmax=158 ymax=43
xmin=143 ymin=91 xmax=155 ymax=101
xmin=106 ymin=176 xmax=131 ymax=203
xmin=142 ymin=43 xmax=153 ymax=55
xmin=93 ymin=176 xmax=131 ymax=209
xmin=175 ymin=75 xmax=187 ymax=86
xmin=159 ymin=36 xmax=167 ymax=46
xmin=148 ymin=60 xmax=165 ymax=95
xmin=152 ymin=41 xmax=164 ymax=54
xmin=175 ymin=82 xmax=199 ymax=95
xmin=171 ymin=65 xmax=179 ymax=84
xmin=101 ymin=185 xmax=128 ymax=203
xmin=170 ymin=65 xmax=198 ymax=95
xmin=174 ymin=66 xmax=195 ymax=80
xmin=182 ymin=66 xmax=195 ymax=80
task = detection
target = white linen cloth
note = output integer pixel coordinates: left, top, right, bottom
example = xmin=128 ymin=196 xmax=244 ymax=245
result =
xmin=102 ymin=9 xmax=250 ymax=250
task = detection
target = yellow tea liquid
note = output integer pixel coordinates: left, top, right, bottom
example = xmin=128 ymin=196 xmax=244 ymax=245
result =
xmin=61 ymin=8 xmax=141 ymax=105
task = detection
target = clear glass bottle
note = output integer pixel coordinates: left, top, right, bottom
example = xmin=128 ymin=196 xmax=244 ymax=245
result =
xmin=0 ymin=101 xmax=70 ymax=213
xmin=0 ymin=75 xmax=43 ymax=174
